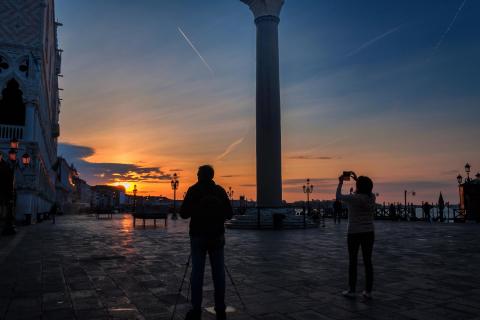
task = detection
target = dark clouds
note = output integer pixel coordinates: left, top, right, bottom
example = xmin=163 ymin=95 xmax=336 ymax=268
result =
xmin=58 ymin=143 xmax=173 ymax=185
xmin=287 ymin=155 xmax=335 ymax=160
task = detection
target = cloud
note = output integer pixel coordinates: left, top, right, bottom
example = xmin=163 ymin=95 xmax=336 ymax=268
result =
xmin=169 ymin=168 xmax=184 ymax=172
xmin=283 ymin=178 xmax=336 ymax=186
xmin=58 ymin=143 xmax=172 ymax=185
xmin=374 ymin=180 xmax=452 ymax=190
xmin=221 ymin=174 xmax=244 ymax=178
xmin=216 ymin=137 xmax=245 ymax=161
xmin=239 ymin=184 xmax=256 ymax=187
xmin=440 ymin=169 xmax=460 ymax=176
xmin=346 ymin=24 xmax=404 ymax=57
xmin=287 ymin=155 xmax=335 ymax=160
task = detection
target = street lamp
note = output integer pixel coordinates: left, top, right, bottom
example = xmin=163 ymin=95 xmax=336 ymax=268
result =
xmin=171 ymin=173 xmax=179 ymax=219
xmin=2 ymin=138 xmax=30 ymax=236
xmin=302 ymin=179 xmax=314 ymax=227
xmin=476 ymin=172 xmax=480 ymax=180
xmin=465 ymin=163 xmax=471 ymax=182
xmin=457 ymin=174 xmax=463 ymax=185
xmin=404 ymin=190 xmax=415 ymax=219
xmin=132 ymin=184 xmax=137 ymax=213
xmin=227 ymin=187 xmax=234 ymax=207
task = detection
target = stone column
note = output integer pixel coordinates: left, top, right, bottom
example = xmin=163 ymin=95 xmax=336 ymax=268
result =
xmin=23 ymin=103 xmax=36 ymax=141
xmin=241 ymin=0 xmax=284 ymax=208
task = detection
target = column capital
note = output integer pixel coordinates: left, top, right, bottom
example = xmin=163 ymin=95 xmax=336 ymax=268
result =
xmin=241 ymin=0 xmax=284 ymax=19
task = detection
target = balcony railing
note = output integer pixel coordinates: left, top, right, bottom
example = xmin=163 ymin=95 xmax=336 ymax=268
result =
xmin=0 ymin=124 xmax=24 ymax=140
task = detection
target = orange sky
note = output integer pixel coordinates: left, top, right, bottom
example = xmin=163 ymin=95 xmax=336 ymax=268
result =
xmin=56 ymin=1 xmax=480 ymax=204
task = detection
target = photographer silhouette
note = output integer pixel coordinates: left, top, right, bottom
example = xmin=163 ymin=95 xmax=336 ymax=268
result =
xmin=180 ymin=165 xmax=233 ymax=320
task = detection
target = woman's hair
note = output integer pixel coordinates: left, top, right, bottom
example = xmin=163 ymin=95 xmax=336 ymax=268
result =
xmin=356 ymin=176 xmax=373 ymax=195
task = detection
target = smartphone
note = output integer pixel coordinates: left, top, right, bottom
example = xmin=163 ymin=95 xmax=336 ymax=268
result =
xmin=342 ymin=171 xmax=351 ymax=181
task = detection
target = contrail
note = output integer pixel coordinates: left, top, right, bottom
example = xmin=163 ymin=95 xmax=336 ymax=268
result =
xmin=216 ymin=137 xmax=244 ymax=161
xmin=433 ymin=0 xmax=467 ymax=52
xmin=178 ymin=27 xmax=214 ymax=75
xmin=346 ymin=24 xmax=404 ymax=57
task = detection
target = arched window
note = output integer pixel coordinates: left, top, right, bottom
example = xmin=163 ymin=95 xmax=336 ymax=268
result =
xmin=0 ymin=79 xmax=26 ymax=126
xmin=0 ymin=55 xmax=9 ymax=73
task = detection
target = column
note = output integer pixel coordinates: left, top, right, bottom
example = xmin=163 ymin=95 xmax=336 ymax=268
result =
xmin=241 ymin=0 xmax=284 ymax=208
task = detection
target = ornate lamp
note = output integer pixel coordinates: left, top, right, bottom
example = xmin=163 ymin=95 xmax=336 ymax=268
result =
xmin=170 ymin=173 xmax=179 ymax=219
xmin=457 ymin=174 xmax=463 ymax=185
xmin=8 ymin=149 xmax=16 ymax=162
xmin=10 ymin=138 xmax=19 ymax=150
xmin=465 ymin=163 xmax=471 ymax=174
xmin=302 ymin=178 xmax=314 ymax=226
xmin=22 ymin=153 xmax=31 ymax=166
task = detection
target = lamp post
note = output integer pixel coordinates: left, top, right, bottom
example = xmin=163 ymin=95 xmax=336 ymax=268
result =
xmin=227 ymin=187 xmax=234 ymax=208
xmin=2 ymin=138 xmax=30 ymax=236
xmin=465 ymin=163 xmax=471 ymax=182
xmin=302 ymin=179 xmax=314 ymax=228
xmin=132 ymin=184 xmax=137 ymax=213
xmin=404 ymin=190 xmax=415 ymax=219
xmin=171 ymin=173 xmax=179 ymax=219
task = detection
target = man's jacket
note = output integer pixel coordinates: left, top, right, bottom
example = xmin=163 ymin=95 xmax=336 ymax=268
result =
xmin=180 ymin=180 xmax=233 ymax=238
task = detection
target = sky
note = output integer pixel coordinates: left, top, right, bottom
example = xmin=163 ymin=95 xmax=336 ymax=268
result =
xmin=56 ymin=0 xmax=480 ymax=204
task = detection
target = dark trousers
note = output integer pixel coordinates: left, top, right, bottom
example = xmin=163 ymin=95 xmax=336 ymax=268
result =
xmin=347 ymin=231 xmax=374 ymax=292
xmin=190 ymin=236 xmax=226 ymax=312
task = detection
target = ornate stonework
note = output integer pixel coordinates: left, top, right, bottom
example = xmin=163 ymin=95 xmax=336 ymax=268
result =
xmin=241 ymin=0 xmax=284 ymax=19
xmin=0 ymin=0 xmax=60 ymax=220
xmin=0 ymin=0 xmax=43 ymax=48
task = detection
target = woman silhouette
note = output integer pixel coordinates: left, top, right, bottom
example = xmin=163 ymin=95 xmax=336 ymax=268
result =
xmin=336 ymin=172 xmax=376 ymax=299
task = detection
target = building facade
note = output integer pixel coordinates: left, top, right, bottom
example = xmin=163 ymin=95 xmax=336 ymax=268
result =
xmin=91 ymin=185 xmax=126 ymax=210
xmin=0 ymin=0 xmax=61 ymax=221
xmin=54 ymin=157 xmax=75 ymax=213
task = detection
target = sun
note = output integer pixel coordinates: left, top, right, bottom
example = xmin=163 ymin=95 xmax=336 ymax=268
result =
xmin=110 ymin=182 xmax=132 ymax=192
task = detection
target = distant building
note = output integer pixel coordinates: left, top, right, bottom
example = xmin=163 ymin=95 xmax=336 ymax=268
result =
xmin=0 ymin=0 xmax=62 ymax=221
xmin=54 ymin=157 xmax=75 ymax=213
xmin=91 ymin=185 xmax=125 ymax=209
xmin=71 ymin=176 xmax=91 ymax=213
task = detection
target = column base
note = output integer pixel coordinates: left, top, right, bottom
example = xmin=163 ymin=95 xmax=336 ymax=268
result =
xmin=226 ymin=207 xmax=318 ymax=230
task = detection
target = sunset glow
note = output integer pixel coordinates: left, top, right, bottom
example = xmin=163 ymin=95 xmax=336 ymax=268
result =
xmin=56 ymin=1 xmax=480 ymax=204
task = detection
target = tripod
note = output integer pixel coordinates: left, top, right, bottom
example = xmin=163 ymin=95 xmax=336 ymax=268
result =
xmin=171 ymin=254 xmax=191 ymax=320
xmin=171 ymin=254 xmax=247 ymax=320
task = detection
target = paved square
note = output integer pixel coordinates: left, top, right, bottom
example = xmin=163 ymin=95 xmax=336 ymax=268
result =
xmin=1 ymin=215 xmax=480 ymax=320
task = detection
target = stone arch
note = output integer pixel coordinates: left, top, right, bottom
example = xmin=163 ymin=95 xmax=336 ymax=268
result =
xmin=0 ymin=78 xmax=26 ymax=125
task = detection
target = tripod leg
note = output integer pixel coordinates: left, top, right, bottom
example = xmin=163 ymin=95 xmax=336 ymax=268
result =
xmin=171 ymin=254 xmax=192 ymax=320
xmin=187 ymin=275 xmax=191 ymax=302
xmin=224 ymin=264 xmax=247 ymax=311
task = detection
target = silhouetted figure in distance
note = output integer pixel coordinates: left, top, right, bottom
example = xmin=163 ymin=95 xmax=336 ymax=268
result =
xmin=389 ymin=203 xmax=396 ymax=219
xmin=180 ymin=165 xmax=233 ymax=320
xmin=333 ymin=199 xmax=342 ymax=224
xmin=422 ymin=202 xmax=432 ymax=223
xmin=49 ymin=203 xmax=57 ymax=224
xmin=336 ymin=171 xmax=376 ymax=299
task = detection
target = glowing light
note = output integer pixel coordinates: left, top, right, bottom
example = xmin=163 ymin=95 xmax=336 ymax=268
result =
xmin=110 ymin=182 xmax=132 ymax=192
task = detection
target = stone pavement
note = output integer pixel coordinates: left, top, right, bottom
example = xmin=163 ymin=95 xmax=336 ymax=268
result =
xmin=1 ymin=214 xmax=480 ymax=320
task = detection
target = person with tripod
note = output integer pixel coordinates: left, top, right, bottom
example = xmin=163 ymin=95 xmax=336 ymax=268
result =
xmin=180 ymin=165 xmax=233 ymax=320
